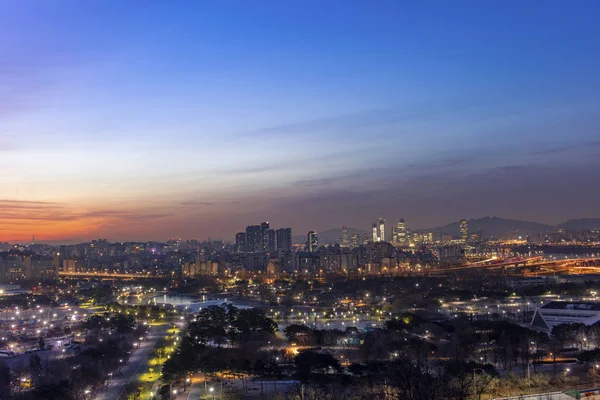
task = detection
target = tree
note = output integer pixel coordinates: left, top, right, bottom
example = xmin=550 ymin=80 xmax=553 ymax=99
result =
xmin=31 ymin=380 xmax=74 ymax=400
xmin=0 ymin=360 xmax=11 ymax=400
xmin=294 ymin=350 xmax=341 ymax=382
xmin=84 ymin=315 xmax=106 ymax=332
xmin=110 ymin=313 xmax=136 ymax=334
xmin=552 ymin=323 xmax=585 ymax=349
xmin=29 ymin=353 xmax=43 ymax=379
xmin=284 ymin=325 xmax=314 ymax=345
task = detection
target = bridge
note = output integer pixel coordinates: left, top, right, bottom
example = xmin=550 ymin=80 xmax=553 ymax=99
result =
xmin=59 ymin=271 xmax=167 ymax=280
xmin=423 ymin=257 xmax=600 ymax=275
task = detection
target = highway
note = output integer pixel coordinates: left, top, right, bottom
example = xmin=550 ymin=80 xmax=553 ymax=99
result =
xmin=93 ymin=324 xmax=169 ymax=400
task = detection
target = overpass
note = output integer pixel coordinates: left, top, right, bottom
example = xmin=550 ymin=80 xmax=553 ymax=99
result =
xmin=59 ymin=271 xmax=167 ymax=280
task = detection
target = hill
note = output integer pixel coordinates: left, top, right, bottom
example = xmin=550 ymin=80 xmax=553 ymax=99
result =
xmin=558 ymin=218 xmax=600 ymax=231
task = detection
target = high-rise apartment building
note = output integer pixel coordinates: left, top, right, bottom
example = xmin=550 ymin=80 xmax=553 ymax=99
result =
xmin=276 ymin=228 xmax=292 ymax=252
xmin=350 ymin=232 xmax=358 ymax=248
xmin=362 ymin=232 xmax=369 ymax=245
xmin=260 ymin=222 xmax=270 ymax=252
xmin=268 ymin=229 xmax=276 ymax=252
xmin=245 ymin=225 xmax=261 ymax=252
xmin=341 ymin=226 xmax=349 ymax=247
xmin=307 ymin=231 xmax=318 ymax=253
xmin=235 ymin=232 xmax=246 ymax=253
xmin=460 ymin=219 xmax=468 ymax=242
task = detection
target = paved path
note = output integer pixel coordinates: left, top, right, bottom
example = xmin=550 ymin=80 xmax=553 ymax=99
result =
xmin=94 ymin=324 xmax=169 ymax=400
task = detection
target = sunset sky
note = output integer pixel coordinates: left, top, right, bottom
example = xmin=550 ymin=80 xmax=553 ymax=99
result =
xmin=1 ymin=0 xmax=600 ymax=243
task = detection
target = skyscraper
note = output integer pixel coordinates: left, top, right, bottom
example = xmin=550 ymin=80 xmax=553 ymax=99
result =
xmin=307 ymin=231 xmax=318 ymax=253
xmin=378 ymin=216 xmax=385 ymax=242
xmin=372 ymin=222 xmax=378 ymax=242
xmin=341 ymin=225 xmax=349 ymax=247
xmin=460 ymin=219 xmax=468 ymax=242
xmin=350 ymin=232 xmax=358 ymax=248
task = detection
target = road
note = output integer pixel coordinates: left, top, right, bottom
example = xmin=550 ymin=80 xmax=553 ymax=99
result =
xmin=93 ymin=324 xmax=169 ymax=400
xmin=175 ymin=378 xmax=203 ymax=400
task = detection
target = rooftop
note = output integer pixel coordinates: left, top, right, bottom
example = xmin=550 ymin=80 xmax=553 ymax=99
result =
xmin=541 ymin=301 xmax=600 ymax=311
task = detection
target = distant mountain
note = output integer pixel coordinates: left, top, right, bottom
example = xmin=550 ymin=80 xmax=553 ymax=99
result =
xmin=558 ymin=218 xmax=600 ymax=231
xmin=430 ymin=216 xmax=553 ymax=238
xmin=298 ymin=216 xmax=600 ymax=245
xmin=293 ymin=227 xmax=367 ymax=245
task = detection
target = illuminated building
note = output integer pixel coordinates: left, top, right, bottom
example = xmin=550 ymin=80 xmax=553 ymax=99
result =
xmin=460 ymin=219 xmax=468 ymax=242
xmin=350 ymin=232 xmax=358 ymax=248
xmin=260 ymin=221 xmax=270 ymax=252
xmin=63 ymin=259 xmax=77 ymax=272
xmin=307 ymin=231 xmax=318 ymax=253
xmin=378 ymin=216 xmax=385 ymax=242
xmin=235 ymin=232 xmax=246 ymax=253
xmin=532 ymin=302 xmax=600 ymax=332
xmin=341 ymin=226 xmax=349 ymax=247
xmin=362 ymin=232 xmax=369 ymax=245
xmin=396 ymin=218 xmax=406 ymax=246
xmin=276 ymin=228 xmax=292 ymax=252
xmin=372 ymin=223 xmax=378 ymax=242
xmin=245 ymin=225 xmax=262 ymax=253
xmin=268 ymin=229 xmax=276 ymax=252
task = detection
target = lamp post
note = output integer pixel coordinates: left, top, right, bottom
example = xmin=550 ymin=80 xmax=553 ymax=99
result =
xmin=209 ymin=387 xmax=215 ymax=400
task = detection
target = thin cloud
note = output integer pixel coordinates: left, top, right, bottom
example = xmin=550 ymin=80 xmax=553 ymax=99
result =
xmin=294 ymin=174 xmax=362 ymax=188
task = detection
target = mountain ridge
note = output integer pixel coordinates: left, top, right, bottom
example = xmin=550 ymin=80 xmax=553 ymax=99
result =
xmin=297 ymin=216 xmax=600 ymax=243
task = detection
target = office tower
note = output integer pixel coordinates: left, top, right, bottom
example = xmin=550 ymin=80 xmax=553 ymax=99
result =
xmin=350 ymin=232 xmax=358 ymax=248
xmin=378 ymin=216 xmax=385 ymax=242
xmin=235 ymin=232 xmax=246 ymax=253
xmin=260 ymin=222 xmax=270 ymax=252
xmin=372 ymin=222 xmax=378 ymax=242
xmin=341 ymin=226 xmax=349 ymax=247
xmin=397 ymin=218 xmax=406 ymax=246
xmin=276 ymin=228 xmax=292 ymax=252
xmin=460 ymin=219 xmax=468 ymax=242
xmin=307 ymin=231 xmax=318 ymax=253
xmin=362 ymin=232 xmax=369 ymax=245
xmin=391 ymin=227 xmax=398 ymax=245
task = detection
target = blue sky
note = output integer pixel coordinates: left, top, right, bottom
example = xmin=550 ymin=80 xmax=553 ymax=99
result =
xmin=1 ymin=0 xmax=599 ymax=242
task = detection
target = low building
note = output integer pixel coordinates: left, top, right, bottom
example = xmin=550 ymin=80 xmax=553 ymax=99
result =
xmin=531 ymin=301 xmax=600 ymax=332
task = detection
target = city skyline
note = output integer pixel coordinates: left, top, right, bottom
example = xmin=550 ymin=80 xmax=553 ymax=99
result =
xmin=2 ymin=1 xmax=600 ymax=242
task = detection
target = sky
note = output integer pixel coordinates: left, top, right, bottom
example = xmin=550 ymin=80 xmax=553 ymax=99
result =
xmin=1 ymin=0 xmax=600 ymax=243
